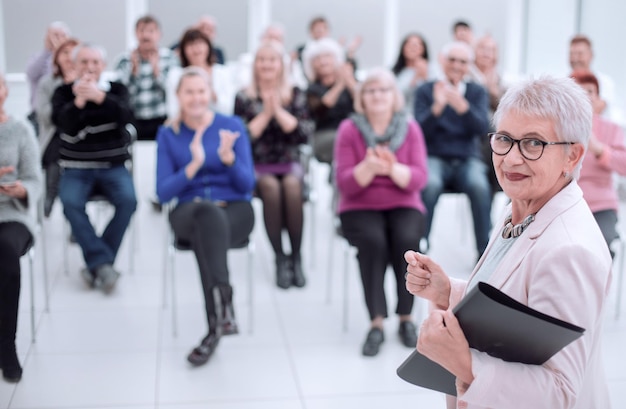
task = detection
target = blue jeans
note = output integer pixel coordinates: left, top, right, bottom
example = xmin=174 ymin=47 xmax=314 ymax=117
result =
xmin=59 ymin=165 xmax=137 ymax=271
xmin=421 ymin=156 xmax=492 ymax=255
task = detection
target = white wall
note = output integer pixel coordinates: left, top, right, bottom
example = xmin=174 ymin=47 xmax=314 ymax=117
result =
xmin=0 ymin=0 xmax=624 ymax=119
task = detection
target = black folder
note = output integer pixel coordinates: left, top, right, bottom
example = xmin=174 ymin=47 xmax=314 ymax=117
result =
xmin=396 ymin=282 xmax=585 ymax=396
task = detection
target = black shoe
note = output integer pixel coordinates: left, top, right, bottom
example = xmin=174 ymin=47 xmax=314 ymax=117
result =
xmin=361 ymin=327 xmax=384 ymax=357
xmin=0 ymin=344 xmax=22 ymax=383
xmin=398 ymin=321 xmax=418 ymax=348
xmin=276 ymin=255 xmax=292 ymax=289
xmin=187 ymin=332 xmax=220 ymax=366
xmin=291 ymin=254 xmax=306 ymax=288
xmin=214 ymin=285 xmax=239 ymax=336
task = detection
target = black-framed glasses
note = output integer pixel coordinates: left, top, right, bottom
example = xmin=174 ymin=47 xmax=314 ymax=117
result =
xmin=488 ymin=132 xmax=575 ymax=161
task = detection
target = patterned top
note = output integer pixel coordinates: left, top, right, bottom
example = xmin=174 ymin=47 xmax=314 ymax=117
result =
xmin=114 ymin=47 xmax=179 ymax=120
xmin=234 ymin=87 xmax=313 ymax=164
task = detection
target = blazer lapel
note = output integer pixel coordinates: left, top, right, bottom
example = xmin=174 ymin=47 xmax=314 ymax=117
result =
xmin=468 ymin=182 xmax=585 ymax=291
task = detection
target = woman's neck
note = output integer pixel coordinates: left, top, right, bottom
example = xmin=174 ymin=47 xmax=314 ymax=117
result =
xmin=367 ymin=111 xmax=393 ymax=135
xmin=182 ymin=110 xmax=214 ymax=130
xmin=0 ymin=108 xmax=7 ymax=123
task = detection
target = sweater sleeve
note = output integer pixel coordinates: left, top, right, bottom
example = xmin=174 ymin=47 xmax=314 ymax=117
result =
xmin=224 ymin=117 xmax=256 ymax=194
xmin=335 ymin=119 xmax=366 ymax=198
xmin=155 ymin=126 xmax=189 ymax=204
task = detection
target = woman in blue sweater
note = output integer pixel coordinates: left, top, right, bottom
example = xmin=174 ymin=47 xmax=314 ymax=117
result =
xmin=156 ymin=67 xmax=255 ymax=366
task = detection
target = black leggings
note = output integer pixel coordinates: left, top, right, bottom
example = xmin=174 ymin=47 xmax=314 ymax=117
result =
xmin=340 ymin=208 xmax=425 ymax=321
xmin=169 ymin=201 xmax=254 ymax=328
xmin=256 ymin=174 xmax=304 ymax=258
xmin=0 ymin=222 xmax=32 ymax=346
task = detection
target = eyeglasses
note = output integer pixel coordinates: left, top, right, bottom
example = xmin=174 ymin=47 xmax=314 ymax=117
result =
xmin=447 ymin=56 xmax=469 ymax=65
xmin=488 ymin=132 xmax=575 ymax=161
xmin=362 ymin=87 xmax=392 ymax=96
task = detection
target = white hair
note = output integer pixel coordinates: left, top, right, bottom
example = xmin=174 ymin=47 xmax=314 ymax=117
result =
xmin=71 ymin=42 xmax=107 ymax=61
xmin=301 ymin=37 xmax=345 ymax=82
xmin=49 ymin=21 xmax=71 ymax=35
xmin=440 ymin=41 xmax=474 ymax=62
xmin=493 ymin=75 xmax=592 ymax=178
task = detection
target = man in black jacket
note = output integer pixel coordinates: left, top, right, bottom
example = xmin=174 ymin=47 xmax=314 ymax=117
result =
xmin=52 ymin=43 xmax=137 ymax=293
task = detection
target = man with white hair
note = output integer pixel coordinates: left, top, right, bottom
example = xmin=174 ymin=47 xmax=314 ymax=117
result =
xmin=52 ymin=43 xmax=137 ymax=293
xmin=414 ymin=41 xmax=492 ymax=259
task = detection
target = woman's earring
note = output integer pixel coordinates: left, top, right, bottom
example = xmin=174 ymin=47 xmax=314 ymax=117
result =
xmin=563 ymin=171 xmax=570 ymax=178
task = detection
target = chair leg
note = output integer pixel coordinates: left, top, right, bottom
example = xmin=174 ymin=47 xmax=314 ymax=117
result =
xmin=63 ymin=220 xmax=70 ymax=276
xmin=28 ymin=248 xmax=36 ymax=343
xmin=616 ymin=239 xmax=625 ymax=320
xmin=170 ymin=244 xmax=177 ymax=337
xmin=342 ymin=241 xmax=352 ymax=332
xmin=246 ymin=241 xmax=255 ymax=334
xmin=326 ymin=230 xmax=334 ymax=305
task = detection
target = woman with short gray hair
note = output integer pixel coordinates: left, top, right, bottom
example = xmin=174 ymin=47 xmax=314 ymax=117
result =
xmin=406 ymin=76 xmax=611 ymax=408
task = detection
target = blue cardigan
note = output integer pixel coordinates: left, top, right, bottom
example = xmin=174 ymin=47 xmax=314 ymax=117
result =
xmin=413 ymin=81 xmax=490 ymax=160
xmin=156 ymin=113 xmax=255 ymax=205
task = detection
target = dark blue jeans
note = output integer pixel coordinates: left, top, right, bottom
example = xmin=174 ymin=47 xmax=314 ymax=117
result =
xmin=421 ymin=156 xmax=492 ymax=256
xmin=59 ymin=165 xmax=137 ymax=271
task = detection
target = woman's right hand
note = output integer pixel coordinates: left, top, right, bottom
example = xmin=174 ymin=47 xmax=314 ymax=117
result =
xmin=404 ymin=250 xmax=451 ymax=310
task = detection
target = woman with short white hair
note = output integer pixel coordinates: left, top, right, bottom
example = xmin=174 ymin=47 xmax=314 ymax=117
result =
xmin=303 ymin=37 xmax=357 ymax=164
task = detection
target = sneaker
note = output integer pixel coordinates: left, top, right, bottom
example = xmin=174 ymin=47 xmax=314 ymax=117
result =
xmin=95 ymin=264 xmax=120 ymax=293
xmin=80 ymin=268 xmax=97 ymax=289
xmin=362 ymin=327 xmax=384 ymax=357
xmin=398 ymin=321 xmax=418 ymax=348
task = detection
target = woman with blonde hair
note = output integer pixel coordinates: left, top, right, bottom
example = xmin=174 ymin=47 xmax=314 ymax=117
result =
xmin=234 ymin=40 xmax=313 ymax=289
xmin=157 ymin=67 xmax=255 ymax=366
xmin=335 ymin=68 xmax=428 ymax=356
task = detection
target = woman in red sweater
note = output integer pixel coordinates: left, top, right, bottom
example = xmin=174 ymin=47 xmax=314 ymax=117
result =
xmin=334 ymin=68 xmax=428 ymax=356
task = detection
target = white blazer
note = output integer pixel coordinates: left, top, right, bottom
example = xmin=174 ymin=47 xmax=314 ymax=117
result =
xmin=447 ymin=181 xmax=612 ymax=409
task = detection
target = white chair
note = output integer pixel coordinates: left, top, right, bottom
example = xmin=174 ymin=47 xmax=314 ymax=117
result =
xmin=612 ymin=232 xmax=625 ymax=319
xmin=162 ymin=205 xmax=256 ymax=336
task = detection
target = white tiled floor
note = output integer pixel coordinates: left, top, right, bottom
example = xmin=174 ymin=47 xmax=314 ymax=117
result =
xmin=1 ymin=141 xmax=625 ymax=409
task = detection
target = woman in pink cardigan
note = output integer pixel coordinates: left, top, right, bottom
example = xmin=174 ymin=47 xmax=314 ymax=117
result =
xmin=572 ymin=70 xmax=626 ymax=257
xmin=405 ymin=76 xmax=612 ymax=408
xmin=335 ymin=68 xmax=428 ymax=357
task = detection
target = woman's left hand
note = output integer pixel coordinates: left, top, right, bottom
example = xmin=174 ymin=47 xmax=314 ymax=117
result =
xmin=218 ymin=129 xmax=240 ymax=166
xmin=418 ymin=309 xmax=474 ymax=385
xmin=0 ymin=180 xmax=27 ymax=199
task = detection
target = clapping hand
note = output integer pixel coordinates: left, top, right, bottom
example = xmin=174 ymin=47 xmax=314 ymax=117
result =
xmin=218 ymin=129 xmax=240 ymax=166
xmin=362 ymin=147 xmax=392 ymax=176
xmin=0 ymin=166 xmax=26 ymax=199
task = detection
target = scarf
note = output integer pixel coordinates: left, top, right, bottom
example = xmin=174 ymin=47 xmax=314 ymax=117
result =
xmin=350 ymin=112 xmax=408 ymax=152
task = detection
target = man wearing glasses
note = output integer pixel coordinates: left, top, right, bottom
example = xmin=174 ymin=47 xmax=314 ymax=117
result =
xmin=414 ymin=41 xmax=492 ymax=260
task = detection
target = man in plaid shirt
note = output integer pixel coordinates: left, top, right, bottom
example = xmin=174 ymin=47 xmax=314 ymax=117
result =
xmin=115 ymin=15 xmax=179 ymax=141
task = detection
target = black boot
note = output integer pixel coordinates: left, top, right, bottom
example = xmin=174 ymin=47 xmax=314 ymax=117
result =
xmin=291 ymin=253 xmax=306 ymax=288
xmin=215 ymin=285 xmax=238 ymax=336
xmin=0 ymin=342 xmax=22 ymax=383
xmin=187 ymin=316 xmax=220 ymax=366
xmin=275 ymin=254 xmax=292 ymax=289
xmin=43 ymin=163 xmax=61 ymax=218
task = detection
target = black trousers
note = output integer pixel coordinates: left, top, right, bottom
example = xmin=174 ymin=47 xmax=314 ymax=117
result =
xmin=169 ymin=200 xmax=254 ymax=328
xmin=340 ymin=208 xmax=425 ymax=321
xmin=133 ymin=116 xmax=167 ymax=141
xmin=0 ymin=222 xmax=32 ymax=347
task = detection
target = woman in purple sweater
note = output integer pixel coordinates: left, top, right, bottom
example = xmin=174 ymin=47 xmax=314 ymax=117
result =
xmin=334 ymin=68 xmax=428 ymax=357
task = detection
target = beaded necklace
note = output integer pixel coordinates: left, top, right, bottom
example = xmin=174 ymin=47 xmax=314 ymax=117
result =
xmin=502 ymin=213 xmax=536 ymax=239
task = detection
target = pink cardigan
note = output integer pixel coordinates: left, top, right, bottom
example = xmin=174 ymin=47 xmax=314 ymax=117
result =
xmin=446 ymin=182 xmax=612 ymax=409
xmin=578 ymin=115 xmax=626 ymax=212
xmin=334 ymin=118 xmax=428 ymax=214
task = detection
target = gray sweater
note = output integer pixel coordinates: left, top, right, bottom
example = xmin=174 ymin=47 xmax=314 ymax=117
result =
xmin=0 ymin=116 xmax=42 ymax=237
